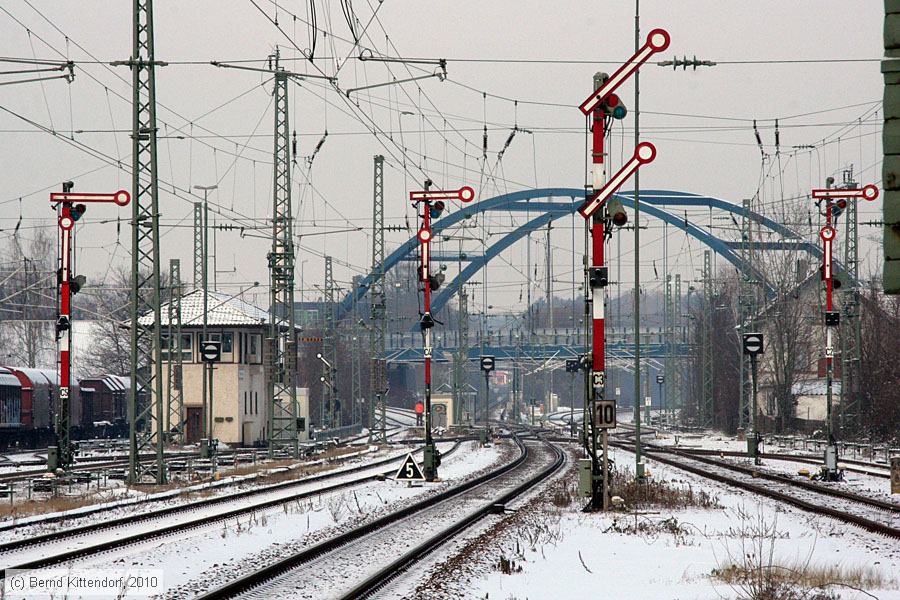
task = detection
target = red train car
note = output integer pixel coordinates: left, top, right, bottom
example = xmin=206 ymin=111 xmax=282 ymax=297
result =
xmin=78 ymin=375 xmax=130 ymax=425
xmin=0 ymin=366 xmax=82 ymax=450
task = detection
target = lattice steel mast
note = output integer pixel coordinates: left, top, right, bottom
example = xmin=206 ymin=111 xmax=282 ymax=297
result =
xmin=322 ymin=255 xmax=337 ymax=428
xmin=664 ymin=274 xmax=674 ymax=423
xmin=193 ymin=203 xmax=203 ymax=289
xmin=369 ymin=155 xmax=387 ymax=442
xmin=166 ymin=259 xmax=184 ymax=444
xmin=125 ymin=0 xmax=165 ymax=484
xmin=673 ymin=273 xmax=683 ymax=421
xmin=452 ymin=288 xmax=469 ymax=425
xmin=840 ymin=168 xmax=862 ymax=433
xmin=266 ymin=49 xmax=298 ymax=458
xmin=700 ymin=250 xmax=714 ymax=427
xmin=350 ymin=290 xmax=361 ymax=427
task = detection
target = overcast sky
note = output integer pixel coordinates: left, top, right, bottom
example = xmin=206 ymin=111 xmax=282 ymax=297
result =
xmin=0 ymin=1 xmax=886 ymax=319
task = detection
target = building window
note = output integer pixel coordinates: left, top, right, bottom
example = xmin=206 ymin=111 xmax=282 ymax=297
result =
xmin=222 ymin=332 xmax=233 ymax=353
xmin=245 ymin=334 xmax=262 ymax=364
xmin=181 ymin=333 xmax=192 ymax=362
xmin=244 ymin=391 xmax=248 ymax=415
xmin=160 ymin=333 xmax=171 ymax=361
xmin=254 ymin=391 xmax=258 ymax=415
xmin=161 ymin=333 xmax=193 ymax=362
xmin=301 ymin=309 xmax=320 ymax=328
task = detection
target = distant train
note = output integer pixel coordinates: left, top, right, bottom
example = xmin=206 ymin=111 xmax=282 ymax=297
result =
xmin=0 ymin=367 xmax=131 ymax=450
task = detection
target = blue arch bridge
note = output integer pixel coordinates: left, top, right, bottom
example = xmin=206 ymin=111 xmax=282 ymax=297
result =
xmin=333 ymin=188 xmax=823 ymax=366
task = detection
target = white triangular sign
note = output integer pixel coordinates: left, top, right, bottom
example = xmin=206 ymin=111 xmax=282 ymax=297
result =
xmin=395 ymin=452 xmax=425 ymax=481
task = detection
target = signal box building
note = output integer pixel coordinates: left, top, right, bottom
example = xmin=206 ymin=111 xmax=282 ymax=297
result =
xmin=143 ymin=290 xmax=307 ymax=447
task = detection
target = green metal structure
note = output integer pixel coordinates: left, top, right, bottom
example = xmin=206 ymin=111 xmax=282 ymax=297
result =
xmin=369 ymin=155 xmax=388 ymax=442
xmin=127 ymin=0 xmax=166 ymax=484
xmin=323 ymin=255 xmax=337 ymax=428
xmin=266 ymin=50 xmax=299 ymax=458
xmin=166 ymin=259 xmax=184 ymax=445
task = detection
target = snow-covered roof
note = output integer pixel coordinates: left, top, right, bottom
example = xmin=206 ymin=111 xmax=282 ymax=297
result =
xmin=80 ymin=374 xmax=138 ymax=392
xmin=1 ymin=367 xmax=59 ymax=387
xmin=0 ymin=373 xmax=21 ymax=388
xmin=792 ymin=378 xmax=841 ymax=396
xmin=138 ymin=289 xmax=270 ymax=328
xmin=102 ymin=375 xmax=130 ymax=392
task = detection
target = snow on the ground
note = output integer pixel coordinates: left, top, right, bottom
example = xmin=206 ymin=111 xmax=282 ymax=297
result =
xmin=437 ymin=441 xmax=501 ymax=479
xmin=385 ymin=407 xmax=419 ymax=426
xmin=0 ymin=452 xmax=44 ymax=466
xmin=153 ymin=440 xmax=507 ymax=598
xmin=648 ymin=430 xmax=892 ymax=469
xmin=383 ymin=442 xmax=573 ymax=600
xmin=272 ymin=441 xmax=533 ymax=600
xmin=401 ymin=444 xmax=900 ymax=600
xmin=8 ymin=440 xmax=505 ymax=597
xmin=0 ymin=445 xmax=394 ymax=541
xmin=714 ymin=454 xmax=899 ymax=506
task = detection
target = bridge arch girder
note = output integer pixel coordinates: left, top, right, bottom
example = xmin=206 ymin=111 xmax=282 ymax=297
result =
xmin=337 ymin=187 xmax=819 ymax=322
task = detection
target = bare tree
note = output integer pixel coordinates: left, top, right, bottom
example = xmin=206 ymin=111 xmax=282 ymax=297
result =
xmin=79 ymin=266 xmax=132 ymax=376
xmin=753 ymin=200 xmax=818 ymax=433
xmin=691 ymin=269 xmax=742 ymax=433
xmin=858 ymin=281 xmax=900 ymax=441
xmin=0 ymin=229 xmax=56 ymax=368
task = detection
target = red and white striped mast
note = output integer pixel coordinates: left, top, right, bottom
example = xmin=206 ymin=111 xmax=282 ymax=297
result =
xmin=410 ymin=182 xmax=475 ymax=481
xmin=50 ymin=187 xmax=130 ymax=470
xmin=810 ymin=182 xmax=877 ymax=479
xmin=577 ymin=28 xmax=668 ymax=510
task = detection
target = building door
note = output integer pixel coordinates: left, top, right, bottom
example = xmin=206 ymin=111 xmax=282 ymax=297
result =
xmin=433 ymin=404 xmax=447 ymax=429
xmin=242 ymin=422 xmax=252 ymax=447
xmin=186 ymin=407 xmax=202 ymax=444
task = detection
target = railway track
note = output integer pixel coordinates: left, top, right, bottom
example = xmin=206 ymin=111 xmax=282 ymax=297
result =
xmin=612 ymin=441 xmax=900 ymax=540
xmin=615 ymin=422 xmax=892 ymax=476
xmin=550 ymin=415 xmax=891 ymax=478
xmin=196 ymin=436 xmax=566 ymax=599
xmin=663 ymin=446 xmax=891 ymax=479
xmin=536 ymin=417 xmax=897 ymax=537
xmin=0 ymin=450 xmax=224 ymax=483
xmin=0 ymin=441 xmax=462 ymax=578
xmin=0 ymin=427 xmax=410 ymax=485
xmin=0 ymin=445 xmax=389 ymax=535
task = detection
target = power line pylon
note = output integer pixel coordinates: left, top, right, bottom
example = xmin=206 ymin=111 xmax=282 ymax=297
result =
xmin=839 ymin=168 xmax=862 ymax=434
xmin=369 ymin=155 xmax=387 ymax=443
xmin=266 ymin=49 xmax=299 ymax=458
xmin=125 ymin=0 xmax=165 ymax=484
xmin=453 ymin=288 xmax=469 ymax=425
xmin=350 ymin=284 xmax=361 ymax=427
xmin=193 ymin=202 xmax=203 ymax=289
xmin=673 ymin=273 xmax=683 ymax=422
xmin=701 ymin=250 xmax=714 ymax=428
xmin=322 ymin=255 xmax=338 ymax=428
xmin=664 ymin=274 xmax=674 ymax=424
xmin=166 ymin=258 xmax=184 ymax=445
